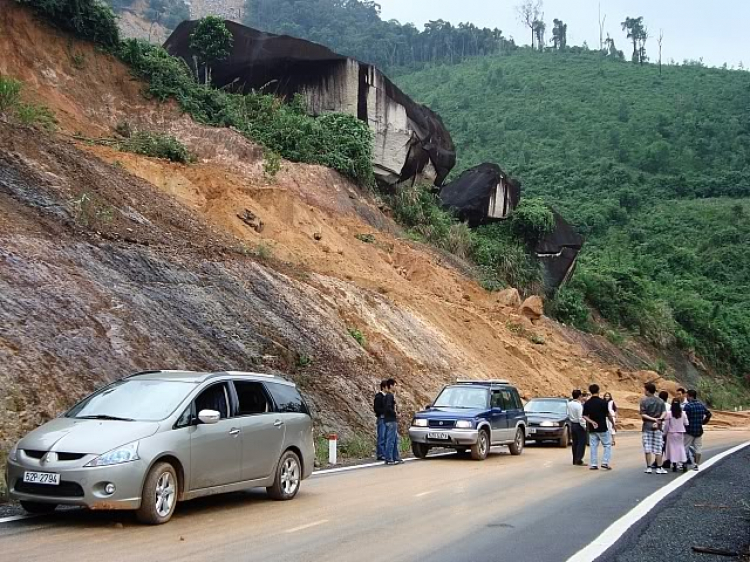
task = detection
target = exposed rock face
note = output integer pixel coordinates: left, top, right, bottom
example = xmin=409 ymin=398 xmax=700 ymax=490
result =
xmin=437 ymin=162 xmax=583 ymax=291
xmin=519 ymin=296 xmax=545 ymax=322
xmin=535 ymin=210 xmax=584 ymax=290
xmin=439 ymin=163 xmax=521 ymax=226
xmin=163 ymin=21 xmax=457 ymax=187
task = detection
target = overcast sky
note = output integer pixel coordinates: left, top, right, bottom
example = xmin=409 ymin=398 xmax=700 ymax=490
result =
xmin=376 ymin=0 xmax=749 ymax=68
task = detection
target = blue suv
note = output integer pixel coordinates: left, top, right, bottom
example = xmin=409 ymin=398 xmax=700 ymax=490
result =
xmin=409 ymin=380 xmax=526 ymax=460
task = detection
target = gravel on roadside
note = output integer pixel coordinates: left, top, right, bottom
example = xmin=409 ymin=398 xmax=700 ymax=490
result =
xmin=599 ymin=446 xmax=750 ymax=561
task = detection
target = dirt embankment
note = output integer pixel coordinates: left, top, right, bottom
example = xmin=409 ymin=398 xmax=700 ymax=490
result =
xmin=0 ymin=0 xmax=747 ymax=456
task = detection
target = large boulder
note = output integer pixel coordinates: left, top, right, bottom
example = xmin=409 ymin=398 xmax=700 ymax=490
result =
xmin=519 ymin=296 xmax=544 ymax=322
xmin=496 ymin=288 xmax=522 ymax=308
xmin=164 ymin=21 xmax=456 ymax=187
xmin=535 ymin=210 xmax=585 ymax=290
xmin=439 ymin=163 xmax=521 ymax=227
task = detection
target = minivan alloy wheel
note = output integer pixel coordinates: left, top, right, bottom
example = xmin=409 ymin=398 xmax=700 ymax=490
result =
xmin=281 ymin=457 xmax=300 ymax=496
xmin=268 ymin=450 xmax=302 ymax=501
xmin=155 ymin=472 xmax=176 ymax=517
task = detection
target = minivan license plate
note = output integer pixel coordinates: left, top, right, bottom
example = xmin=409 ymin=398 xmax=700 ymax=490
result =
xmin=427 ymin=432 xmax=449 ymax=440
xmin=23 ymin=471 xmax=60 ymax=486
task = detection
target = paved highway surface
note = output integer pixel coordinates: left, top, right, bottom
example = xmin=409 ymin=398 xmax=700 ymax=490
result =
xmin=1 ymin=430 xmax=748 ymax=562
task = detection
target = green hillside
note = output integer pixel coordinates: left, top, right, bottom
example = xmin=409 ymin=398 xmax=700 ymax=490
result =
xmin=397 ymin=52 xmax=750 ymax=382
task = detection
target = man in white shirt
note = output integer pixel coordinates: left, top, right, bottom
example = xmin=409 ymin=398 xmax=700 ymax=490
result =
xmin=567 ymin=389 xmax=587 ymax=466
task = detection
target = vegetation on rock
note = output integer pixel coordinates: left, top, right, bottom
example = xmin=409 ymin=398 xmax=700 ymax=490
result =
xmin=396 ymin=50 xmax=750 ymax=381
xmin=16 ymin=0 xmax=120 ymax=47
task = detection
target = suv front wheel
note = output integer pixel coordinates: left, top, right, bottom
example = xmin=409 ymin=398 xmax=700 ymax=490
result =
xmin=471 ymin=428 xmax=490 ymax=460
xmin=509 ymin=428 xmax=525 ymax=456
xmin=412 ymin=442 xmax=430 ymax=459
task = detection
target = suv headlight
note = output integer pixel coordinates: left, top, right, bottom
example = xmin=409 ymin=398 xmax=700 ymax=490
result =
xmin=85 ymin=441 xmax=140 ymax=467
xmin=9 ymin=443 xmax=19 ymax=462
xmin=540 ymin=421 xmax=560 ymax=427
xmin=455 ymin=420 xmax=473 ymax=429
xmin=413 ymin=419 xmax=428 ymax=427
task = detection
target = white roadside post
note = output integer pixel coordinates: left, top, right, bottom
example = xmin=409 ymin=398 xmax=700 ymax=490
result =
xmin=328 ymin=433 xmax=338 ymax=465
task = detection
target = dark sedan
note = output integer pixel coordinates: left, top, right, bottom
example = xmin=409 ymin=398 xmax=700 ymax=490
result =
xmin=524 ymin=398 xmax=571 ymax=447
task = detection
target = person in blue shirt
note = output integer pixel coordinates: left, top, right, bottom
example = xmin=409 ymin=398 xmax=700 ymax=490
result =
xmin=683 ymin=389 xmax=712 ymax=470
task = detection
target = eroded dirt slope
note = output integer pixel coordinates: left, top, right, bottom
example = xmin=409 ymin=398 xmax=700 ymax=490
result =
xmin=1 ymin=0 xmax=747 ymax=456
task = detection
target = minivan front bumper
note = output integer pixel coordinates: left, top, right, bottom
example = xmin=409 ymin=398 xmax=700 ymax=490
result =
xmin=7 ymin=454 xmax=145 ymax=510
xmin=409 ymin=427 xmax=479 ymax=447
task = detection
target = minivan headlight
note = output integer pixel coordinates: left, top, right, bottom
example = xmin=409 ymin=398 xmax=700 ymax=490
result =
xmin=455 ymin=420 xmax=473 ymax=429
xmin=413 ymin=418 xmax=428 ymax=427
xmin=540 ymin=421 xmax=559 ymax=427
xmin=85 ymin=441 xmax=140 ymax=467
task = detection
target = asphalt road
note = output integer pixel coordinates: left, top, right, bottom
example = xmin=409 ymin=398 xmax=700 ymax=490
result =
xmin=1 ymin=431 xmax=748 ymax=562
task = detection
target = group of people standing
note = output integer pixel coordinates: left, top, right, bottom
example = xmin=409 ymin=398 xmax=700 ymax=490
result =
xmin=566 ymin=383 xmax=712 ymax=473
xmin=373 ymin=379 xmax=405 ymax=465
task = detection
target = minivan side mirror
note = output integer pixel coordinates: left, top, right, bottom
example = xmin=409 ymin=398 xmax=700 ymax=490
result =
xmin=198 ymin=409 xmax=221 ymax=425
xmin=425 ymin=405 xmax=433 ymax=410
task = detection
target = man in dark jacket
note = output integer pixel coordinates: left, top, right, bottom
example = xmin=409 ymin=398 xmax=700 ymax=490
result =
xmin=373 ymin=380 xmax=387 ymax=460
xmin=383 ymin=378 xmax=403 ymax=465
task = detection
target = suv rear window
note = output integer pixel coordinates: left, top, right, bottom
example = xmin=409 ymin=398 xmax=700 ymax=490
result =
xmin=267 ymin=383 xmax=309 ymax=414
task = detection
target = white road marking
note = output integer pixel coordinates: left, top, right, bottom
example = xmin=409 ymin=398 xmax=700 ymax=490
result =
xmin=313 ymin=451 xmax=455 ymax=476
xmin=0 ymin=514 xmax=37 ymax=524
xmin=414 ymin=491 xmax=434 ymax=498
xmin=284 ymin=519 xmax=329 ymax=533
xmin=566 ymin=440 xmax=750 ymax=562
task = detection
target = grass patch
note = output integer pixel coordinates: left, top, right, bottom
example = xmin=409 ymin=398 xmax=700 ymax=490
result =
xmin=348 ymin=328 xmax=366 ymax=347
xmin=118 ymin=131 xmax=193 ymax=164
xmin=0 ymin=76 xmax=22 ymax=114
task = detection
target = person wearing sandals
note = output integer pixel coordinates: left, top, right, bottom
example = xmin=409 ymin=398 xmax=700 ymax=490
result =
xmin=640 ymin=382 xmax=667 ymax=474
xmin=603 ymin=392 xmax=618 ymax=446
xmin=664 ymin=398 xmax=689 ymax=472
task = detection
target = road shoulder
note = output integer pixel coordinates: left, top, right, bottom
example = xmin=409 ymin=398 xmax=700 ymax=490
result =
xmin=596 ymin=446 xmax=750 ymax=561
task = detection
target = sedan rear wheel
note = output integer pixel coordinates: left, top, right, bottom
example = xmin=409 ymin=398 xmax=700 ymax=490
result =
xmin=267 ymin=450 xmax=301 ymax=501
xmin=136 ymin=462 xmax=178 ymax=525
xmin=470 ymin=429 xmax=490 ymax=461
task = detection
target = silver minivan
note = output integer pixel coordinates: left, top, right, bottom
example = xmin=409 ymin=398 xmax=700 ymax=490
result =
xmin=6 ymin=370 xmax=315 ymax=524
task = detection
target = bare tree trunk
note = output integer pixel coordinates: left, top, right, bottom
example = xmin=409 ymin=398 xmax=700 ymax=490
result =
xmin=658 ymin=30 xmax=664 ymax=75
xmin=598 ymin=4 xmax=606 ymax=51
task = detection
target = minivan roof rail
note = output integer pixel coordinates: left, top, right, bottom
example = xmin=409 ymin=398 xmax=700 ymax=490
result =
xmin=455 ymin=378 xmax=511 ymax=385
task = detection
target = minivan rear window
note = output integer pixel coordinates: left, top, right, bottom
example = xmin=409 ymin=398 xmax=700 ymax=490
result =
xmin=267 ymin=383 xmax=309 ymax=414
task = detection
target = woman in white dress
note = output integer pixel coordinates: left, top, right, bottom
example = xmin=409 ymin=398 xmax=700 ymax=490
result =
xmin=603 ymin=392 xmax=618 ymax=446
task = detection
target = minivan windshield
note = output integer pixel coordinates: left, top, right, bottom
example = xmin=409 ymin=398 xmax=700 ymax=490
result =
xmin=66 ymin=380 xmax=194 ymax=422
xmin=524 ymin=400 xmax=568 ymax=415
xmin=434 ymin=386 xmax=488 ymax=409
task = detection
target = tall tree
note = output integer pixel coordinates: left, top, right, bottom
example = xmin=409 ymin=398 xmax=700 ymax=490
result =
xmin=598 ymin=3 xmax=607 ymax=51
xmin=533 ymin=18 xmax=546 ymax=51
xmin=551 ymin=18 xmax=567 ymax=50
xmin=190 ymin=16 xmax=234 ymax=85
xmin=517 ymin=0 xmax=543 ymax=49
xmin=657 ymin=30 xmax=664 ymax=75
xmin=621 ymin=16 xmax=647 ymax=64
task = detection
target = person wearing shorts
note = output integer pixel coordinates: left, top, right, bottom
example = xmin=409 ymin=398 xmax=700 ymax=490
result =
xmin=683 ymin=389 xmax=712 ymax=470
xmin=640 ymin=382 xmax=667 ymax=474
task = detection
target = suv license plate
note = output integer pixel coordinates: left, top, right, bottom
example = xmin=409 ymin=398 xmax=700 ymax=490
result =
xmin=23 ymin=471 xmax=60 ymax=486
xmin=427 ymin=432 xmax=449 ymax=440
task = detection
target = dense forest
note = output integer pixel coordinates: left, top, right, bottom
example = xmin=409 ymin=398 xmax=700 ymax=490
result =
xmin=243 ymin=0 xmax=515 ymax=69
xmin=397 ymin=52 xmax=750 ymax=383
